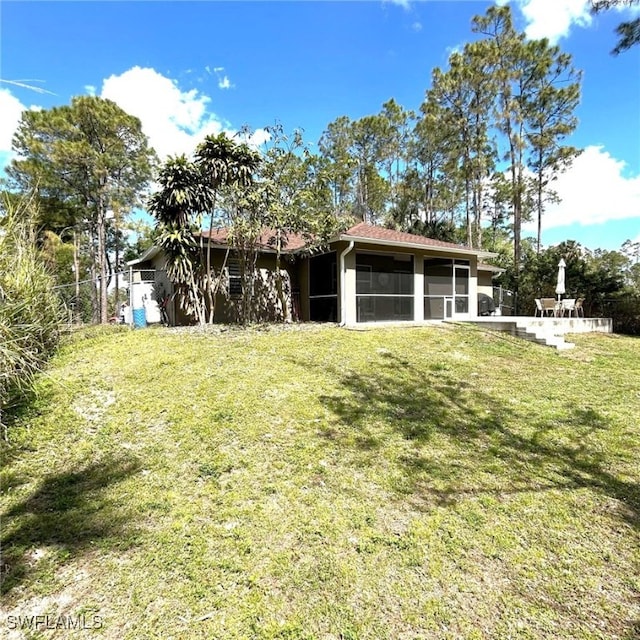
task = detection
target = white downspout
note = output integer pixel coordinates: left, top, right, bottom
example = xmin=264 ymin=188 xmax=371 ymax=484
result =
xmin=339 ymin=241 xmax=355 ymax=326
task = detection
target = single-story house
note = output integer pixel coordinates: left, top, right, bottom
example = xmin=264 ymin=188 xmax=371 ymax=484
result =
xmin=127 ymin=222 xmax=500 ymax=326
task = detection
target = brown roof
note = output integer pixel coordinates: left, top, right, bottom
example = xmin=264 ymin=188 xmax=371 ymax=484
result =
xmin=342 ymin=222 xmax=469 ymax=250
xmin=198 ymin=228 xmax=308 ymax=252
xmin=196 ymin=222 xmax=490 ymax=257
xmin=478 ymin=262 xmax=505 ymax=273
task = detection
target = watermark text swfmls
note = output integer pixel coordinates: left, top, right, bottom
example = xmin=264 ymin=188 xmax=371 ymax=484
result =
xmin=6 ymin=614 xmax=103 ymax=631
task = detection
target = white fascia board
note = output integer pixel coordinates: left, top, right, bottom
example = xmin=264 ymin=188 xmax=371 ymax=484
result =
xmin=478 ymin=264 xmax=506 ymax=273
xmin=126 ymin=245 xmax=162 ymax=266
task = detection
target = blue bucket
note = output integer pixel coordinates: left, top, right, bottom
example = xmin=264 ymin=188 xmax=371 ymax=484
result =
xmin=132 ymin=308 xmax=147 ymax=328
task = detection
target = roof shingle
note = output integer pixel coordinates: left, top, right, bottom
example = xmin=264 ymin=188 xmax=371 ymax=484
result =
xmin=342 ymin=222 xmax=468 ymax=250
xmin=198 ymin=222 xmax=478 ymax=255
xmin=198 ymin=228 xmax=308 ymax=252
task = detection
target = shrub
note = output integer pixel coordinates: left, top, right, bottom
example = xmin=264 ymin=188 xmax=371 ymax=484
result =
xmin=603 ymin=295 xmax=640 ymax=336
xmin=0 ymin=193 xmax=62 ymax=439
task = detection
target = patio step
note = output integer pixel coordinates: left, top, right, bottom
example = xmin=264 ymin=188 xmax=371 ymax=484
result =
xmin=515 ymin=324 xmax=575 ymax=351
xmin=464 ymin=317 xmax=611 ymax=350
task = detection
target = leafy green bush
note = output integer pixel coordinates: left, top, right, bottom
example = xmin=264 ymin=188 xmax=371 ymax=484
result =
xmin=603 ymin=295 xmax=640 ymax=336
xmin=0 ymin=193 xmax=62 ymax=438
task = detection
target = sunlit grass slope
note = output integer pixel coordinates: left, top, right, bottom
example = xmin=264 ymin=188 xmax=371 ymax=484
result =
xmin=1 ymin=324 xmax=638 ymax=639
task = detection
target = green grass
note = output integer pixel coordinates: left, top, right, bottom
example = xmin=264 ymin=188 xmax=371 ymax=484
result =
xmin=1 ymin=324 xmax=639 ymax=639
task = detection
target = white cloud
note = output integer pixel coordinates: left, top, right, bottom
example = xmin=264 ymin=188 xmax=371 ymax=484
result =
xmin=210 ymin=66 xmax=234 ymax=90
xmin=536 ymin=145 xmax=640 ymax=230
xmin=411 ymin=21 xmax=423 ymax=32
xmin=385 ymin=0 xmax=411 ymax=9
xmin=445 ymin=42 xmax=464 ymax=57
xmin=0 ymin=89 xmax=41 ymax=174
xmin=0 ymin=68 xmax=268 ymax=176
xmin=0 ymin=88 xmax=27 ymax=152
xmin=508 ymin=0 xmax=640 ymax=43
xmin=204 ymin=65 xmax=235 ymax=90
xmin=85 ymin=84 xmax=96 ymax=96
xmin=101 ymin=66 xmax=269 ymax=161
xmin=507 ymin=0 xmax=592 ymax=43
xmin=238 ymin=128 xmax=271 ymax=149
xmin=101 ymin=66 xmax=227 ymax=159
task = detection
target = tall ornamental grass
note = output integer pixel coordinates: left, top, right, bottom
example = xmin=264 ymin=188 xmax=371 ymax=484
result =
xmin=0 ymin=193 xmax=62 ymax=439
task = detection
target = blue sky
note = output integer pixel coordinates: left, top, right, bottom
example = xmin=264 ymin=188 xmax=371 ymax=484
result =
xmin=1 ymin=0 xmax=639 ymax=252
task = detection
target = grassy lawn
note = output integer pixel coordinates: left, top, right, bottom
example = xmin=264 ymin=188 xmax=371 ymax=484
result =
xmin=1 ymin=323 xmax=639 ymax=639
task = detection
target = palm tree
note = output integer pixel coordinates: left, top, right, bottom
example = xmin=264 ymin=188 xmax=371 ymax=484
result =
xmin=148 ymin=155 xmax=212 ymax=325
xmin=195 ymin=133 xmax=261 ymax=322
xmin=409 ymin=218 xmax=458 ymax=243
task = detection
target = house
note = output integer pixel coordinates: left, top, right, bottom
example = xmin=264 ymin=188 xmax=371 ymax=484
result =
xmin=127 ymin=222 xmax=499 ymax=326
xmin=477 ymin=262 xmax=505 ymax=298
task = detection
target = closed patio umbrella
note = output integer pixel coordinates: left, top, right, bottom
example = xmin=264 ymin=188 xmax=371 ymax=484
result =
xmin=555 ymin=258 xmax=566 ymax=301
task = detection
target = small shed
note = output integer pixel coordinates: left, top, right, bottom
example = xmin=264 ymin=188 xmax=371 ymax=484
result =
xmin=126 ymin=247 xmax=172 ymax=326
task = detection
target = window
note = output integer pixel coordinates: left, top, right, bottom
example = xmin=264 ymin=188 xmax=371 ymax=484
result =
xmin=228 ymin=260 xmax=242 ymax=298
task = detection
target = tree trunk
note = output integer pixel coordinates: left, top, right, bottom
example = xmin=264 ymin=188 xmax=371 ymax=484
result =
xmin=274 ymin=230 xmax=290 ymax=323
xmin=210 ymin=245 xmax=230 ymax=324
xmin=97 ymin=193 xmax=108 ymax=324
xmin=474 ymin=179 xmax=483 ymax=250
xmin=503 ymin=99 xmax=521 ymax=289
xmin=88 ymin=221 xmax=99 ymax=323
xmin=206 ymin=194 xmax=217 ymax=324
xmin=465 ymin=175 xmax=473 ymax=248
xmin=248 ymin=249 xmax=258 ymax=324
xmin=536 ymin=146 xmax=544 ymax=254
xmin=512 ymin=157 xmax=522 ymax=283
xmin=114 ymin=208 xmax=120 ymax=313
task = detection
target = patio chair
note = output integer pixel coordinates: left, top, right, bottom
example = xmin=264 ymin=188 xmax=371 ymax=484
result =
xmin=575 ymin=297 xmax=585 ymax=318
xmin=561 ymin=298 xmax=576 ymax=317
xmin=534 ymin=298 xmax=544 ymax=317
xmin=540 ymin=298 xmax=557 ymax=317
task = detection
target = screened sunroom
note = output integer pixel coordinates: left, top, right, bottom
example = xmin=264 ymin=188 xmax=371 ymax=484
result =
xmin=355 ymin=252 xmax=414 ymax=323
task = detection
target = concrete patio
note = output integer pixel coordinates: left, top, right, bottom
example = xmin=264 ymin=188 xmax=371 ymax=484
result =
xmin=345 ymin=316 xmax=612 ymax=351
xmin=464 ymin=316 xmax=613 ymax=350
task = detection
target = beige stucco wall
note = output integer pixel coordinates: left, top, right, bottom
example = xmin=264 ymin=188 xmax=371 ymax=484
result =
xmin=477 ymin=270 xmax=494 ymax=298
xmin=214 ymin=252 xmax=295 ymax=323
xmin=340 ymin=242 xmax=357 ymax=325
xmin=140 ymin=248 xmax=295 ymax=325
xmin=468 ymin=259 xmax=478 ymax=317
